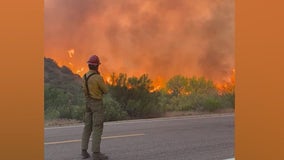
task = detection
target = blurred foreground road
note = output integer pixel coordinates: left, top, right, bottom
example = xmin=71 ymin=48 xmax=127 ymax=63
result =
xmin=45 ymin=114 xmax=234 ymax=160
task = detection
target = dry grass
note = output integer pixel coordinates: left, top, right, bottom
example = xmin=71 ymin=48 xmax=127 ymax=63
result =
xmin=45 ymin=119 xmax=82 ymax=127
xmin=45 ymin=108 xmax=234 ymax=127
xmin=163 ymin=108 xmax=234 ymax=117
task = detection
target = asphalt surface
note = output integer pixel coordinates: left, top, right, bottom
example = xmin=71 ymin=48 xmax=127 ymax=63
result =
xmin=45 ymin=114 xmax=234 ymax=160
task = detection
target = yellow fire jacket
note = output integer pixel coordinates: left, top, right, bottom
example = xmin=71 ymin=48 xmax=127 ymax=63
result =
xmin=82 ymin=70 xmax=108 ymax=100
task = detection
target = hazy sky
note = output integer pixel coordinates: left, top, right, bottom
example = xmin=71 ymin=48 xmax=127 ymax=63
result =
xmin=44 ymin=0 xmax=234 ymax=82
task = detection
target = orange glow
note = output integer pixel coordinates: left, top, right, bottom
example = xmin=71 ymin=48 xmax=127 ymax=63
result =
xmin=52 ymin=49 xmax=88 ymax=77
xmin=215 ymin=68 xmax=235 ymax=94
xmin=53 ymin=52 xmax=235 ymax=93
xmin=149 ymin=85 xmax=161 ymax=93
xmin=76 ymin=67 xmax=85 ymax=74
xmin=45 ymin=0 xmax=235 ymax=84
xmin=105 ymin=76 xmax=112 ymax=85
xmin=68 ymin=49 xmax=74 ymax=58
xmin=150 ymin=76 xmax=165 ymax=92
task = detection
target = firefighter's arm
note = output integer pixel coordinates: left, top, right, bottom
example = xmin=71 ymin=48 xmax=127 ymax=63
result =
xmin=98 ymin=76 xmax=109 ymax=94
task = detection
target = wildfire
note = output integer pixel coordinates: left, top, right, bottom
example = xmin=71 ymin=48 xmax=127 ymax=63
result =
xmin=68 ymin=49 xmax=75 ymax=58
xmin=54 ymin=49 xmax=86 ymax=76
xmin=53 ymin=49 xmax=235 ymax=94
xmin=45 ymin=0 xmax=235 ymax=94
xmin=149 ymin=85 xmax=161 ymax=93
xmin=149 ymin=76 xmax=165 ymax=92
xmin=76 ymin=67 xmax=85 ymax=74
xmin=215 ymin=68 xmax=235 ymax=93
xmin=105 ymin=76 xmax=112 ymax=85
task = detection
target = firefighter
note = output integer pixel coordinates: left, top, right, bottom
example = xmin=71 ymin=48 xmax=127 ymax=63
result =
xmin=81 ymin=55 xmax=109 ymax=160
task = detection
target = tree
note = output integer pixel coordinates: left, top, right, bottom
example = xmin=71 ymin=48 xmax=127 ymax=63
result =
xmin=166 ymin=75 xmax=188 ymax=96
xmin=127 ymin=74 xmax=153 ymax=90
xmin=117 ymin=73 xmax=127 ymax=87
xmin=187 ymin=77 xmax=217 ymax=95
xmin=108 ymin=73 xmax=163 ymax=118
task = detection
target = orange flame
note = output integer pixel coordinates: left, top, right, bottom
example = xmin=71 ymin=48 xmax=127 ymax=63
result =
xmin=149 ymin=76 xmax=165 ymax=92
xmin=215 ymin=68 xmax=235 ymax=94
xmin=54 ymin=50 xmax=235 ymax=93
xmin=76 ymin=67 xmax=85 ymax=74
xmin=54 ymin=49 xmax=86 ymax=76
xmin=68 ymin=49 xmax=75 ymax=58
xmin=105 ymin=76 xmax=112 ymax=85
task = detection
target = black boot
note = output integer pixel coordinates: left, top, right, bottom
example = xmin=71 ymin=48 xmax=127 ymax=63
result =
xmin=81 ymin=150 xmax=90 ymax=159
xmin=93 ymin=152 xmax=108 ymax=160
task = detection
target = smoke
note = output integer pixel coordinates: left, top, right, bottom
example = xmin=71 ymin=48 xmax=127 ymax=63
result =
xmin=44 ymin=0 xmax=234 ymax=81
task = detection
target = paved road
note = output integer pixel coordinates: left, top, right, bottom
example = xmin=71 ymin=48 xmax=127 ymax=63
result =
xmin=45 ymin=114 xmax=234 ymax=160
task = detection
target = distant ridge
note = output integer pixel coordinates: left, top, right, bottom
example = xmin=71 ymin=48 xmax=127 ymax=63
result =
xmin=44 ymin=57 xmax=83 ymax=97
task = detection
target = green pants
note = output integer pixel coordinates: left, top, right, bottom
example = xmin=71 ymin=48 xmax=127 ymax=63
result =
xmin=81 ymin=98 xmax=105 ymax=153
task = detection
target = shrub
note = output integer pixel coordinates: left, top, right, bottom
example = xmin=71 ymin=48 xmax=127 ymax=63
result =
xmin=45 ymin=109 xmax=60 ymax=120
xmin=71 ymin=105 xmax=85 ymax=121
xmin=201 ymin=96 xmax=221 ymax=112
xmin=219 ymin=92 xmax=235 ymax=108
xmin=103 ymin=95 xmax=129 ymax=121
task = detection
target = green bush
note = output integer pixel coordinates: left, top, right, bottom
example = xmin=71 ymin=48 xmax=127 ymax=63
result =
xmin=71 ymin=105 xmax=85 ymax=120
xmin=45 ymin=109 xmax=60 ymax=120
xmin=201 ymin=96 xmax=221 ymax=112
xmin=219 ymin=92 xmax=235 ymax=108
xmin=104 ymin=95 xmax=129 ymax=121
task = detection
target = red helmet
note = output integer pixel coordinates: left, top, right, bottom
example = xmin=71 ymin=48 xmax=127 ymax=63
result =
xmin=87 ymin=55 xmax=101 ymax=65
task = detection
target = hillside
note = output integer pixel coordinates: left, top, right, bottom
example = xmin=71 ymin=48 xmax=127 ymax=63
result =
xmin=44 ymin=57 xmax=85 ymax=118
xmin=44 ymin=57 xmax=82 ymax=89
